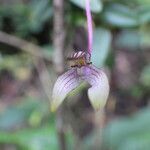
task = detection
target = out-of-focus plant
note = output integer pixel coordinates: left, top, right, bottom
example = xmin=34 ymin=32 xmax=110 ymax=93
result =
xmin=79 ymin=107 xmax=150 ymax=150
xmin=102 ymin=3 xmax=139 ymax=28
xmin=0 ymin=0 xmax=52 ymax=37
xmin=0 ymin=97 xmax=74 ymax=150
xmin=102 ymin=107 xmax=150 ymax=150
xmin=140 ymin=65 xmax=150 ymax=88
xmin=0 ymin=54 xmax=32 ymax=80
xmin=91 ymin=27 xmax=112 ymax=67
xmin=70 ymin=0 xmax=103 ymax=13
xmin=0 ymin=125 xmax=59 ymax=150
xmin=0 ymin=97 xmax=46 ymax=130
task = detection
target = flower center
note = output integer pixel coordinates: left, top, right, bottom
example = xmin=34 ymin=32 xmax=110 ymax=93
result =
xmin=67 ymin=51 xmax=92 ymax=68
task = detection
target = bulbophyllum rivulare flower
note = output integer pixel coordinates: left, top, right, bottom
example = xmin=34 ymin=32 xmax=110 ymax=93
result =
xmin=51 ymin=0 xmax=109 ymax=111
xmin=51 ymin=51 xmax=109 ymax=111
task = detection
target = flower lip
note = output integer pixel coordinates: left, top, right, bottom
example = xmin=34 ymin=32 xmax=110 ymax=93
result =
xmin=51 ymin=64 xmax=109 ymax=111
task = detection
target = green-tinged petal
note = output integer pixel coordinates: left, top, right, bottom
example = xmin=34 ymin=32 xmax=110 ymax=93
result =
xmin=83 ymin=65 xmax=109 ymax=110
xmin=51 ymin=69 xmax=81 ymax=112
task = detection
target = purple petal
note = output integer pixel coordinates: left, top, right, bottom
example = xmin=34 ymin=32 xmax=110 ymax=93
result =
xmin=51 ymin=69 xmax=81 ymax=111
xmin=83 ymin=65 xmax=109 ymax=110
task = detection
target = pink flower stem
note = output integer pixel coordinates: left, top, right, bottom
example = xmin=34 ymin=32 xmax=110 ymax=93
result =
xmin=85 ymin=0 xmax=93 ymax=55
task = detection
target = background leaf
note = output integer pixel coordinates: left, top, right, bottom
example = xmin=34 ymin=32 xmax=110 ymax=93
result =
xmin=102 ymin=4 xmax=139 ymax=27
xmin=138 ymin=6 xmax=150 ymax=24
xmin=0 ymin=126 xmax=59 ymax=150
xmin=91 ymin=28 xmax=112 ymax=67
xmin=0 ymin=100 xmax=39 ymax=130
xmin=140 ymin=65 xmax=150 ymax=87
xmin=103 ymin=107 xmax=150 ymax=150
xmin=70 ymin=0 xmax=103 ymax=13
xmin=115 ymin=29 xmax=140 ymax=50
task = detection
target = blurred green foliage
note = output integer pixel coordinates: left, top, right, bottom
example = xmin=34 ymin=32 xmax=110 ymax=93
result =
xmin=80 ymin=107 xmax=150 ymax=150
xmin=140 ymin=65 xmax=150 ymax=87
xmin=0 ymin=97 xmax=73 ymax=150
xmin=91 ymin=27 xmax=112 ymax=67
xmin=0 ymin=0 xmax=52 ymax=37
xmin=102 ymin=3 xmax=139 ymax=27
xmin=70 ymin=0 xmax=103 ymax=13
xmin=103 ymin=107 xmax=150 ymax=150
xmin=0 ymin=99 xmax=39 ymax=130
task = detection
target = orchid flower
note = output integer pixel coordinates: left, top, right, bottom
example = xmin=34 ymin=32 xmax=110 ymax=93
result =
xmin=51 ymin=0 xmax=109 ymax=111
